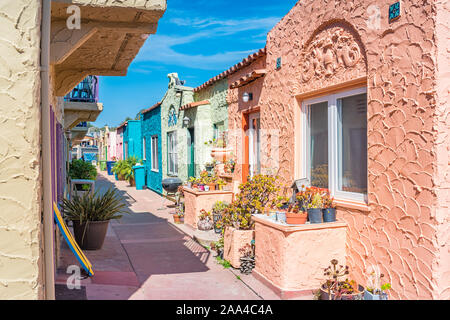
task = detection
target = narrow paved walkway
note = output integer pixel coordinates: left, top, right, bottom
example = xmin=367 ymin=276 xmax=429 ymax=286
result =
xmin=56 ymin=171 xmax=279 ymax=300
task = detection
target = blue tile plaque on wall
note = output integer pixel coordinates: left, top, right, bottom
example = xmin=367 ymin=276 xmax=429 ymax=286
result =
xmin=276 ymin=57 xmax=282 ymax=70
xmin=389 ymin=2 xmax=401 ymax=22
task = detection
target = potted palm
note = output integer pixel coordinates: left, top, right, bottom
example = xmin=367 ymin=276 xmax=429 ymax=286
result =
xmin=62 ymin=188 xmax=127 ymax=250
xmin=120 ymin=156 xmax=141 ymax=187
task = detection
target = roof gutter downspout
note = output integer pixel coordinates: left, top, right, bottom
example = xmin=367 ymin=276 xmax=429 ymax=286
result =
xmin=41 ymin=0 xmax=55 ymax=300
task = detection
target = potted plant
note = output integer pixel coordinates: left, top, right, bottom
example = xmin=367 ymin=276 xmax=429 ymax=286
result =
xmin=322 ymin=189 xmax=336 ymax=222
xmin=187 ymin=177 xmax=196 ymax=189
xmin=197 ymin=209 xmax=214 ymax=231
xmin=212 ymin=201 xmax=230 ymax=234
xmin=119 ymin=156 xmax=141 ymax=187
xmin=69 ymin=159 xmax=98 ymax=194
xmin=221 ymin=174 xmax=280 ymax=267
xmin=307 ymin=189 xmax=323 ymax=223
xmin=217 ymin=178 xmax=227 ymax=190
xmin=224 ymin=158 xmax=236 ymax=174
xmin=211 ymin=237 xmax=224 ymax=259
xmin=205 ymin=160 xmax=216 ymax=173
xmin=284 ymin=203 xmax=307 ymax=225
xmin=320 ymin=259 xmax=364 ymax=300
xmin=173 ymin=208 xmax=185 ymax=224
xmin=206 ymin=132 xmax=233 ymax=162
xmin=62 ymin=188 xmax=127 ymax=250
xmin=364 ymin=266 xmax=391 ymax=300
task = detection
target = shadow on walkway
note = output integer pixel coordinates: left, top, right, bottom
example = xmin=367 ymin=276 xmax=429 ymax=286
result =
xmin=56 ymin=173 xmax=218 ymax=300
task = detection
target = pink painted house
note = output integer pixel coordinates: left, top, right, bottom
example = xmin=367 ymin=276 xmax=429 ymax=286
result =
xmin=225 ymin=0 xmax=449 ymax=300
xmin=116 ymin=126 xmax=124 ymax=161
xmin=107 ymin=131 xmax=117 ymax=161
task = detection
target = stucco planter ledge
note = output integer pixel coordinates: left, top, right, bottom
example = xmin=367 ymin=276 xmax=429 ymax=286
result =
xmin=252 ymin=214 xmax=347 ymax=300
xmin=182 ymin=187 xmax=234 ymax=229
xmin=223 ymin=227 xmax=255 ymax=269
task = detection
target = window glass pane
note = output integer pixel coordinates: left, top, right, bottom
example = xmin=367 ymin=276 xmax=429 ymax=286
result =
xmin=338 ymin=93 xmax=367 ymax=194
xmin=309 ymin=102 xmax=328 ymax=188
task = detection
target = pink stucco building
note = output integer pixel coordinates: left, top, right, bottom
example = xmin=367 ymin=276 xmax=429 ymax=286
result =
xmin=116 ymin=126 xmax=124 ymax=161
xmin=107 ymin=131 xmax=117 ymax=161
xmin=226 ymin=0 xmax=449 ymax=299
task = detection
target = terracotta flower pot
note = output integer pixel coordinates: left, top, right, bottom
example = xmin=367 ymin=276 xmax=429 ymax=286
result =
xmin=207 ymin=183 xmax=216 ymax=191
xmin=173 ymin=215 xmax=184 ymax=224
xmin=72 ymin=220 xmax=110 ymax=250
xmin=129 ymin=177 xmax=136 ymax=187
xmin=285 ymin=212 xmax=307 ymax=225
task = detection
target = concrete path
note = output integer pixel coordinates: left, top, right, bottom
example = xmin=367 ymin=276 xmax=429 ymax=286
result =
xmin=56 ymin=171 xmax=279 ymax=300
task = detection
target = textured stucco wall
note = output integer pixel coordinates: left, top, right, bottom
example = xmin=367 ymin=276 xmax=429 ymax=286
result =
xmin=123 ymin=121 xmax=142 ymax=160
xmin=195 ymin=78 xmax=229 ymax=129
xmin=433 ymin=0 xmax=450 ymax=300
xmin=0 ymin=0 xmax=44 ymax=299
xmin=160 ymin=74 xmax=194 ymax=184
xmin=142 ymin=106 xmax=162 ymax=193
xmin=227 ymin=55 xmax=266 ymax=182
xmin=251 ymin=0 xmax=448 ymax=299
xmin=254 ymin=218 xmax=347 ymax=291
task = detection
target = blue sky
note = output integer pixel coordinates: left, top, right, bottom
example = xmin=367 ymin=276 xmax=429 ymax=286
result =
xmin=93 ymin=0 xmax=298 ymax=127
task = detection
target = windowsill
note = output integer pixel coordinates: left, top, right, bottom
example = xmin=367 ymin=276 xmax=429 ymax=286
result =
xmin=167 ymin=174 xmax=178 ymax=177
xmin=151 ymin=169 xmax=159 ymax=173
xmin=334 ymin=198 xmax=371 ymax=212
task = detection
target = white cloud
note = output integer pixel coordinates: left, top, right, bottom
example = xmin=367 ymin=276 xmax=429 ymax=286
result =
xmin=135 ymin=15 xmax=278 ymax=70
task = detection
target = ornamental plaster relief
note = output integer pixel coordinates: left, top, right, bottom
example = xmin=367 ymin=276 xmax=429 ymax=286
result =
xmin=299 ymin=24 xmax=367 ymax=93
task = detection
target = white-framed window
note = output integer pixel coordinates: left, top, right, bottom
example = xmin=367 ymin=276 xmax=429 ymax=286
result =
xmin=301 ymin=87 xmax=368 ymax=202
xmin=142 ymin=137 xmax=147 ymax=161
xmin=151 ymin=135 xmax=159 ymax=172
xmin=124 ymin=142 xmax=128 ymax=160
xmin=167 ymin=131 xmax=178 ymax=175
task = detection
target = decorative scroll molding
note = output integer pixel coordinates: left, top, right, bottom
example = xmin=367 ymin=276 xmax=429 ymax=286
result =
xmin=300 ymin=27 xmax=366 ymax=83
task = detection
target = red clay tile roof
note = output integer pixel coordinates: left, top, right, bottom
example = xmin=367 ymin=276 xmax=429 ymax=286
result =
xmin=229 ymin=69 xmax=267 ymax=89
xmin=117 ymin=121 xmax=128 ymax=129
xmin=142 ymin=102 xmax=162 ymax=114
xmin=180 ymin=100 xmax=210 ymax=111
xmin=193 ymin=48 xmax=266 ymax=92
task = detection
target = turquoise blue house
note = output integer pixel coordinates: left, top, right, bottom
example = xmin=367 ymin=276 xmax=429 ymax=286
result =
xmin=141 ymin=103 xmax=162 ymax=194
xmin=123 ymin=120 xmax=143 ymax=160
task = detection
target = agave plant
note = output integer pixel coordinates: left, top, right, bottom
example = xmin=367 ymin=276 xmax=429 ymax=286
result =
xmin=62 ymin=188 xmax=128 ymax=224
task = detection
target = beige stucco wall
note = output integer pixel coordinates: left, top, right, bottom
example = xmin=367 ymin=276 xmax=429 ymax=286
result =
xmin=0 ymin=0 xmax=44 ymax=299
xmin=253 ymin=0 xmax=449 ymax=299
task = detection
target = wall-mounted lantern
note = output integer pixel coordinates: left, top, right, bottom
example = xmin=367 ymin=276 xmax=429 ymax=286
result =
xmin=242 ymin=92 xmax=253 ymax=103
xmin=183 ymin=116 xmax=190 ymax=127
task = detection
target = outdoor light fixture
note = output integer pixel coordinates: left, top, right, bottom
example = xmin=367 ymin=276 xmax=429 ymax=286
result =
xmin=242 ymin=92 xmax=253 ymax=103
xmin=183 ymin=116 xmax=190 ymax=126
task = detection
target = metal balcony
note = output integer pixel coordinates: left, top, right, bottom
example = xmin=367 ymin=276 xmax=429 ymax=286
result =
xmin=64 ymin=76 xmax=99 ymax=103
